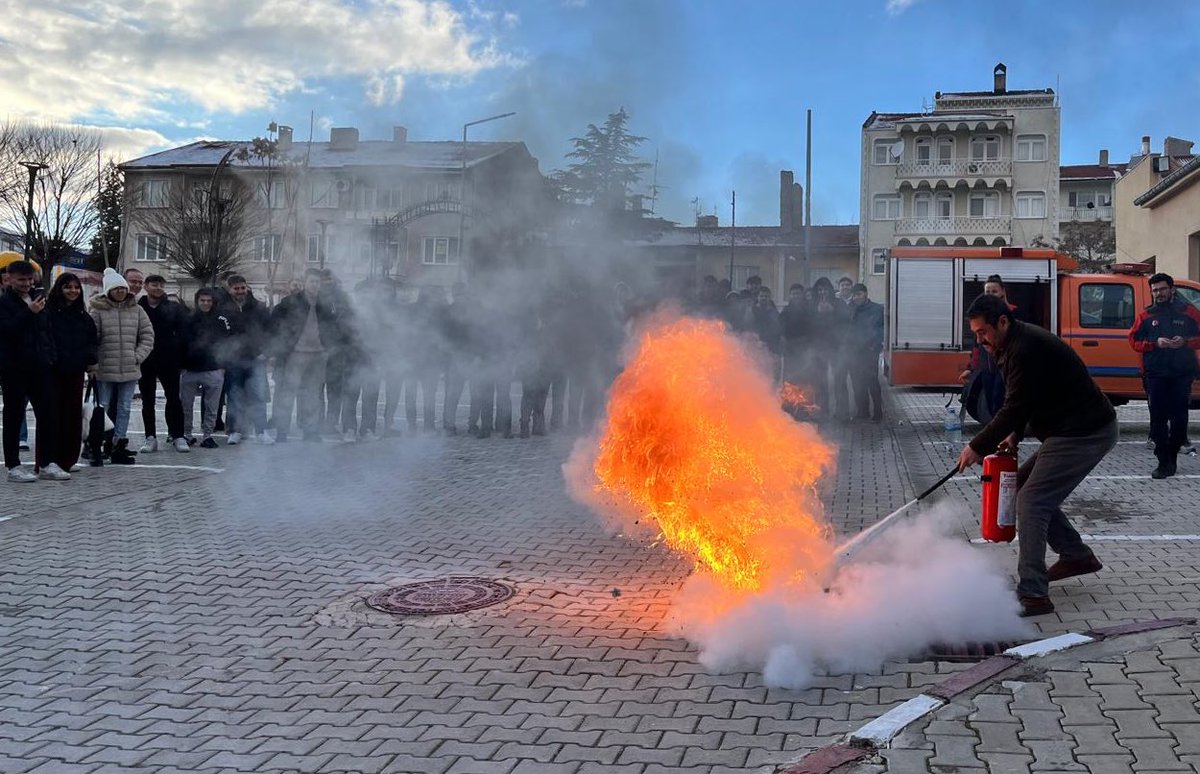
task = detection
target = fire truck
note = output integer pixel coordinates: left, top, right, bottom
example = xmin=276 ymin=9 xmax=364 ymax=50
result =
xmin=886 ymin=246 xmax=1200 ymax=404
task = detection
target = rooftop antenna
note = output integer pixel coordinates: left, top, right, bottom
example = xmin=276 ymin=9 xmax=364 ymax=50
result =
xmin=647 ymin=149 xmax=662 ymax=215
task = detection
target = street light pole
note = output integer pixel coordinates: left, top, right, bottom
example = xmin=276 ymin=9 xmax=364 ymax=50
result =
xmin=19 ymin=161 xmax=48 ymax=264
xmin=457 ymin=111 xmax=515 ymax=281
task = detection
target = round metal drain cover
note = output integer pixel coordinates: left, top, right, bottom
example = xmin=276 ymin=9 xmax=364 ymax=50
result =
xmin=365 ymin=577 xmax=514 ymax=616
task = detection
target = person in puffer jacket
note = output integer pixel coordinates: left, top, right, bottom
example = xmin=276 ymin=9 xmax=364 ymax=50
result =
xmin=180 ymin=287 xmax=232 ymax=448
xmin=89 ymin=268 xmax=154 ymax=464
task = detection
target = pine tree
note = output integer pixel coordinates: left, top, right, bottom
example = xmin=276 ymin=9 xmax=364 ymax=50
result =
xmin=89 ymin=161 xmax=123 ymax=270
xmin=556 ymin=108 xmax=650 ymax=212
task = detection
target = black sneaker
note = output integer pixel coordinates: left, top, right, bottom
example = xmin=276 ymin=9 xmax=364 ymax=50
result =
xmin=200 ymin=437 xmax=218 ymax=449
xmin=187 ymin=436 xmax=198 ymax=447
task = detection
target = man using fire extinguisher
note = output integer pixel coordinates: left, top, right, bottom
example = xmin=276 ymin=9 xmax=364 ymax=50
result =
xmin=1128 ymin=272 xmax=1200 ymax=479
xmin=956 ymin=294 xmax=1117 ymax=617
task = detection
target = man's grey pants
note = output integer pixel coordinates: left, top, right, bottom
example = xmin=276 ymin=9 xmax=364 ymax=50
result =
xmin=180 ymin=369 xmax=225 ymax=439
xmin=1015 ymin=418 xmax=1118 ymax=598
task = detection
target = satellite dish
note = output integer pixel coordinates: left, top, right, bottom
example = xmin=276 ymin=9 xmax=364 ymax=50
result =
xmin=891 ymin=140 xmax=905 ymax=159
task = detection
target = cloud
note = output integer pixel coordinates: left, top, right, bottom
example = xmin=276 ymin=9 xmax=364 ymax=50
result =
xmin=886 ymin=0 xmax=921 ymax=14
xmin=0 ymin=0 xmax=514 ymax=123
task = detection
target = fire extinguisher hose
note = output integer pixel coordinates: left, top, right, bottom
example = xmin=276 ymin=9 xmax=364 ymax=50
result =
xmin=822 ymin=465 xmax=960 ymax=591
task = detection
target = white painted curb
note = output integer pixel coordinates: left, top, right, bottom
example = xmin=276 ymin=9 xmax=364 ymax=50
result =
xmin=850 ymin=694 xmax=944 ymax=747
xmin=1004 ymin=633 xmax=1093 ymax=659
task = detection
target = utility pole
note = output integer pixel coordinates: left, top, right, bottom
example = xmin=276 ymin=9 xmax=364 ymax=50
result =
xmin=803 ymin=109 xmax=812 ymax=288
xmin=458 ymin=111 xmax=516 ymax=282
xmin=728 ymin=190 xmax=736 ymax=285
xmin=19 ymin=161 xmax=48 ymax=265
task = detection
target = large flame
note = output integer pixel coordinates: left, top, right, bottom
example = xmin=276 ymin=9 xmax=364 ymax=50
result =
xmin=590 ymin=315 xmax=837 ymax=592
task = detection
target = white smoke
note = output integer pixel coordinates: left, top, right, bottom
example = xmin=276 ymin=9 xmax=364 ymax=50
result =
xmin=666 ymin=506 xmax=1032 ymax=689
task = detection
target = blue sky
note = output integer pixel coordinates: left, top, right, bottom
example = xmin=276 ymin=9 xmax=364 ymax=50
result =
xmin=8 ymin=0 xmax=1199 ymax=227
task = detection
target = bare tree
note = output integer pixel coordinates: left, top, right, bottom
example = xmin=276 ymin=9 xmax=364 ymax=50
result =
xmin=137 ymin=148 xmax=259 ymax=286
xmin=235 ymin=136 xmax=305 ymax=297
xmin=1033 ymin=220 xmax=1117 ymax=273
xmin=0 ymin=121 xmax=103 ymax=267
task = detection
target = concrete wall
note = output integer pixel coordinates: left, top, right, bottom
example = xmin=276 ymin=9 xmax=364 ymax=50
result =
xmin=1115 ymin=157 xmax=1200 ymax=279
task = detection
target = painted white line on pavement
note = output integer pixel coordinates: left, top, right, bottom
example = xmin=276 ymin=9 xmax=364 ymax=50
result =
xmin=120 ymin=464 xmax=225 ymax=473
xmin=923 ymin=440 xmax=1171 ymax=446
xmin=851 ymin=694 xmax=944 ymax=747
xmin=1004 ymin=633 xmax=1094 ymax=659
xmin=950 ymin=474 xmax=1200 ymax=483
xmin=972 ymin=535 xmax=1200 ymax=544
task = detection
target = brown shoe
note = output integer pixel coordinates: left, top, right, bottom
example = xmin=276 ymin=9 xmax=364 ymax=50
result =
xmin=1047 ymin=555 xmax=1102 ymax=582
xmin=1019 ymin=596 xmax=1055 ymax=617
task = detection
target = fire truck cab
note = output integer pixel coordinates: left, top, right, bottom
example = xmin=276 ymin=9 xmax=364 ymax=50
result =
xmin=886 ymin=246 xmax=1200 ymax=404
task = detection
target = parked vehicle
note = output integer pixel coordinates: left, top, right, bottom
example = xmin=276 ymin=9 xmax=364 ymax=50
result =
xmin=886 ymin=246 xmax=1200 ymax=405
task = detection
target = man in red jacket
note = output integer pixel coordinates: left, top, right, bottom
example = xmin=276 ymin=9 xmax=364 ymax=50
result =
xmin=1128 ymin=272 xmax=1200 ymax=479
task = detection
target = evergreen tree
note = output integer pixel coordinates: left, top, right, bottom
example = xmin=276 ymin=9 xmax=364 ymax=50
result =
xmin=89 ymin=161 xmax=123 ymax=270
xmin=555 ymin=108 xmax=650 ymax=212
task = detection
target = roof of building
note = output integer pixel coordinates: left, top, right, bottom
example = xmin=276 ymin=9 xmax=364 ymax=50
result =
xmin=937 ymin=88 xmax=1055 ymax=99
xmin=1134 ymin=154 xmax=1200 ymax=207
xmin=636 ymin=224 xmax=858 ymax=249
xmin=1060 ymin=163 xmax=1127 ymax=181
xmin=863 ymin=110 xmax=1013 ymax=130
xmin=122 ymin=139 xmax=529 ymax=172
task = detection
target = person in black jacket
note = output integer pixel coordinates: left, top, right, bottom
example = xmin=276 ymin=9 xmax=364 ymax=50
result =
xmin=847 ymin=283 xmax=885 ymax=421
xmin=957 ymin=294 xmax=1117 ymax=618
xmin=222 ymin=275 xmax=273 ymax=445
xmin=1128 ymin=272 xmax=1200 ymax=478
xmin=269 ymin=269 xmax=337 ymax=441
xmin=180 ymin=288 xmax=232 ymax=449
xmin=43 ymin=272 xmax=98 ymax=472
xmin=137 ymin=275 xmax=187 ymax=452
xmin=779 ymin=282 xmax=810 ymax=388
xmin=0 ymin=261 xmax=63 ymax=481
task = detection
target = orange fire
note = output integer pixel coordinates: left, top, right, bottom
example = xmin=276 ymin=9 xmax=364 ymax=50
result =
xmin=591 ymin=315 xmax=837 ymax=591
xmin=780 ymin=382 xmax=818 ymax=413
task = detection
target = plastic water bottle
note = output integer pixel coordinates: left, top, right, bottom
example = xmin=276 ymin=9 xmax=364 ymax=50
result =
xmin=944 ymin=403 xmax=962 ymax=433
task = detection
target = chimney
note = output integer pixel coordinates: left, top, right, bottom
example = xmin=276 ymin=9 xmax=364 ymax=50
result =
xmin=277 ymin=125 xmax=293 ymax=152
xmin=1098 ymin=149 xmax=1109 ymax=167
xmin=792 ymin=182 xmax=804 ymax=230
xmin=1163 ymin=136 xmax=1195 ymax=157
xmin=993 ymin=62 xmax=1007 ymax=94
xmin=696 ymin=214 xmax=718 ymax=228
xmin=393 ymin=126 xmax=408 ymax=145
xmin=780 ymin=170 xmax=794 ymax=232
xmin=330 ymin=127 xmax=359 ymax=151
xmin=1141 ymin=135 xmax=1151 ymax=156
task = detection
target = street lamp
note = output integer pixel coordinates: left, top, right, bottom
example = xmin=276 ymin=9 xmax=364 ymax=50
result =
xmin=457 ymin=111 xmax=515 ymax=280
xmin=18 ymin=161 xmax=48 ymax=264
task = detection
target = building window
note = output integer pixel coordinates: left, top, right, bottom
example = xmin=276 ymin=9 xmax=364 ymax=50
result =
xmin=915 ymin=138 xmax=932 ymax=166
xmin=137 ymin=179 xmax=170 ymax=208
xmin=307 ymin=234 xmax=327 ymax=264
xmin=310 ymin=180 xmax=338 ymax=209
xmin=936 ymin=137 xmax=953 ymax=165
xmin=1079 ymin=283 xmax=1134 ymax=329
xmin=1015 ymin=134 xmax=1047 ymax=162
xmin=970 ymin=135 xmax=1001 ymax=162
xmin=253 ymin=181 xmax=286 ymax=209
xmin=968 ymin=192 xmax=1000 ymax=218
xmin=135 ymin=234 xmax=167 ymax=262
xmin=935 ymin=192 xmax=953 ymax=219
xmin=913 ymin=192 xmax=932 ymax=218
xmin=422 ymin=236 xmax=459 ymax=265
xmin=871 ymin=248 xmax=888 ymax=275
xmin=249 ymin=234 xmax=282 ymax=262
xmin=872 ymin=194 xmax=901 ymax=220
xmin=1015 ymin=191 xmax=1046 ymax=219
xmin=873 ymin=138 xmax=901 ymax=165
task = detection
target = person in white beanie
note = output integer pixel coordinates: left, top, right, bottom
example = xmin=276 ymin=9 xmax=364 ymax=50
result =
xmin=89 ymin=268 xmax=154 ymax=464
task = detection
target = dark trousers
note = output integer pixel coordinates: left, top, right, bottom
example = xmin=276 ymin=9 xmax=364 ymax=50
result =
xmin=139 ymin=363 xmax=183 ymax=439
xmin=546 ymin=370 xmax=566 ymax=429
xmin=470 ymin=371 xmax=513 ymax=436
xmin=808 ymin=354 xmax=830 ymax=415
xmin=2 ymin=369 xmax=56 ymax=470
xmin=1146 ymin=374 xmax=1193 ymax=466
xmin=852 ymin=350 xmax=883 ymax=419
xmin=565 ymin=363 xmax=602 ymax=428
xmin=38 ymin=371 xmax=84 ymax=471
xmin=832 ymin=354 xmax=852 ymax=418
xmin=443 ymin=361 xmax=466 ymax=430
xmin=1015 ymin=419 xmax=1118 ymax=598
xmin=323 ymin=352 xmax=350 ymax=429
xmin=404 ymin=371 xmax=438 ymax=432
xmin=519 ymin=374 xmax=549 ymax=435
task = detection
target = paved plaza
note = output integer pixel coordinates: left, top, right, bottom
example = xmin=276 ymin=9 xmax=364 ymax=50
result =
xmin=1 ymin=385 xmax=1199 ymax=773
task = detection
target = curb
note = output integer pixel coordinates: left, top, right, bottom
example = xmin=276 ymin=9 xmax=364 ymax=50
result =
xmin=776 ymin=616 xmax=1195 ymax=774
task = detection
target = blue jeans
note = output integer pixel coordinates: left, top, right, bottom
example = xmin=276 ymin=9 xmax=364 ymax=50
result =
xmin=227 ymin=360 xmax=269 ymax=435
xmin=1015 ymin=419 xmax=1118 ymax=598
xmin=97 ymin=380 xmax=137 ymax=440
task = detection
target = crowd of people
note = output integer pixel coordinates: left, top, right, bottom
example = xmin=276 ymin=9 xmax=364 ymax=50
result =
xmin=682 ymin=273 xmax=886 ymax=422
xmin=0 ymin=256 xmax=637 ymax=482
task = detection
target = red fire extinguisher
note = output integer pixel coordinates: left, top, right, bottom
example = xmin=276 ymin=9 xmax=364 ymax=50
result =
xmin=980 ymin=450 xmax=1018 ymax=543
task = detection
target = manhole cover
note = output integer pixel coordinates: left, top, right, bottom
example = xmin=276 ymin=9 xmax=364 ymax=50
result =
xmin=365 ymin=577 xmax=514 ymax=616
xmin=920 ymin=641 xmax=1025 ymax=663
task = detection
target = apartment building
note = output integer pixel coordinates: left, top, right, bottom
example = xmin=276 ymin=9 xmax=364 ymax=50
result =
xmin=859 ymin=63 xmax=1061 ymax=300
xmin=1060 ymin=150 xmax=1125 ymax=226
xmin=120 ymin=126 xmax=544 ymax=298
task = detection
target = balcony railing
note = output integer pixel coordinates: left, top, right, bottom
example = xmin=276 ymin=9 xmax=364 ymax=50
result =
xmin=1062 ymin=206 xmax=1113 ymax=222
xmin=896 ymin=158 xmax=1012 ymax=179
xmin=894 ymin=216 xmax=1011 ymax=236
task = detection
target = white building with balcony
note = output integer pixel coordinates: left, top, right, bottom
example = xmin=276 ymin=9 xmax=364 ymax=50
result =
xmin=1060 ymin=150 xmax=1125 ymax=226
xmin=859 ymin=63 xmax=1060 ymax=300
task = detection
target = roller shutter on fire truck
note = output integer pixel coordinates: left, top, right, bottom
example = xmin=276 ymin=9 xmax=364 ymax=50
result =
xmin=891 ymin=259 xmax=957 ymax=350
